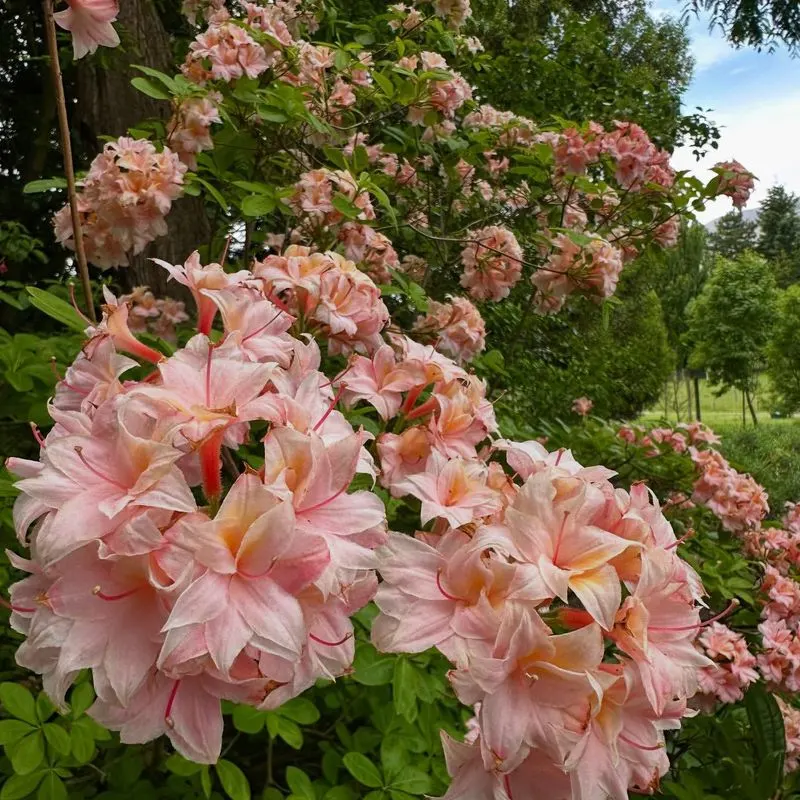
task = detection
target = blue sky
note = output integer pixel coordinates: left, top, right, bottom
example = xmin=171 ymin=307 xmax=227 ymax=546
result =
xmin=653 ymin=1 xmax=800 ymax=221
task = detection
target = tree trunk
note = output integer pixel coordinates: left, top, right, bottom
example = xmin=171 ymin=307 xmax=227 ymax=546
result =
xmin=746 ymin=389 xmax=759 ymax=427
xmin=693 ymin=375 xmax=701 ymax=421
xmin=74 ymin=0 xmax=210 ymax=297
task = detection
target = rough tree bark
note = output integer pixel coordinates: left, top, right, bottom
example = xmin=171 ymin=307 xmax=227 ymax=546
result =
xmin=74 ymin=0 xmax=211 ymax=297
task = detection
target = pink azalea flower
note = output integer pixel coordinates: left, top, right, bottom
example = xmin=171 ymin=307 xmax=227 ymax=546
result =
xmin=54 ymin=0 xmax=120 ymax=60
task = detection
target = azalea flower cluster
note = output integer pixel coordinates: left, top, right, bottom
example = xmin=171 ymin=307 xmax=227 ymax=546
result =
xmin=779 ymin=697 xmax=800 ymax=773
xmin=54 ymin=137 xmax=187 ymax=269
xmin=167 ymin=95 xmax=222 ymax=169
xmin=460 ymin=225 xmax=524 ymax=302
xmin=412 ymin=296 xmax=487 ymax=364
xmin=712 ymin=160 xmax=756 ymax=209
xmin=117 ymin=285 xmax=190 ymax=343
xmin=6 ymin=253 xmax=390 ymax=764
xmin=618 ymin=421 xmax=719 ymax=458
xmin=362 ymin=418 xmax=715 ymax=797
xmin=696 ymin=622 xmax=758 ymax=705
xmin=691 ymin=447 xmax=769 ymax=534
xmin=253 ymin=244 xmax=390 ymax=355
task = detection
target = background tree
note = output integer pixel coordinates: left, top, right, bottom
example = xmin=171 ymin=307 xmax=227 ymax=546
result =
xmin=686 ymin=0 xmax=800 ymax=54
xmin=767 ymin=284 xmax=800 ymax=414
xmin=708 ymin=210 xmax=758 ymax=258
xmin=687 ymin=252 xmax=777 ymax=425
xmin=757 ymin=184 xmax=800 ymax=286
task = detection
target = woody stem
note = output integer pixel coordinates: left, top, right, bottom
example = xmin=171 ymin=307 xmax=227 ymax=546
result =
xmin=43 ymin=0 xmax=96 ymax=323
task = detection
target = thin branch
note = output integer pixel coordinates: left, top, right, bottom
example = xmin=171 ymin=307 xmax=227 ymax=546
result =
xmin=42 ymin=0 xmax=96 ymax=323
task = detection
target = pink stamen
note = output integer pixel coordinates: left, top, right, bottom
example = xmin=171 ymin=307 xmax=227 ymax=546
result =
xmin=164 ymin=680 xmax=180 ymax=728
xmin=504 ymin=774 xmax=514 ymax=800
xmin=619 ymin=733 xmax=663 ymax=752
xmin=321 ymin=364 xmax=352 ymax=390
xmin=554 ymin=448 xmax=565 ymax=466
xmin=313 ymin=384 xmax=345 ymax=432
xmin=30 ymin=423 xmax=46 ymax=448
xmin=69 ymin=284 xmax=93 ymax=325
xmin=74 ymin=446 xmax=128 ymax=491
xmin=552 ymin=511 xmax=569 ymax=567
xmin=666 ymin=528 xmax=695 ymax=549
xmin=435 ymin=570 xmax=462 ymax=602
xmin=241 ymin=309 xmax=286 ymax=343
xmin=405 ymin=396 xmax=438 ymax=421
xmin=296 ymin=482 xmax=348 ymax=515
xmin=0 ymin=596 xmax=36 ymax=614
xmin=649 ymin=599 xmax=739 ymax=633
xmin=92 ymin=585 xmax=141 ymax=602
xmin=309 ymin=632 xmax=353 ymax=647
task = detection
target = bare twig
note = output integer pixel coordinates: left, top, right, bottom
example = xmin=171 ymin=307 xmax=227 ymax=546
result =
xmin=42 ymin=0 xmax=96 ymax=323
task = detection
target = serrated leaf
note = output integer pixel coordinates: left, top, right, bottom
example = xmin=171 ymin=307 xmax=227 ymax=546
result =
xmin=216 ymin=759 xmax=251 ymax=800
xmin=343 ymin=752 xmax=383 ymax=788
xmin=26 ymin=288 xmax=87 ymax=333
xmin=1 ymin=682 xmax=38 ymax=724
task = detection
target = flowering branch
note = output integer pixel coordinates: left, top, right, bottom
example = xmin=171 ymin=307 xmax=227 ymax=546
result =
xmin=42 ymin=0 xmax=96 ymax=323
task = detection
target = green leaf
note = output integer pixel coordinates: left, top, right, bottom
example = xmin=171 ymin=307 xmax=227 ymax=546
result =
xmin=372 ymin=71 xmax=395 ymax=99
xmin=232 ymin=704 xmax=266 ymax=734
xmin=280 ymin=698 xmax=320 ymax=725
xmin=26 ymin=288 xmax=87 ymax=333
xmin=43 ymin=723 xmax=71 ymax=756
xmin=331 ymin=193 xmax=363 ymax=220
xmin=0 ymin=719 xmax=35 ymax=745
xmin=285 ymin=767 xmax=314 ymax=800
xmin=389 ymin=767 xmax=430 ymax=795
xmin=352 ymin=644 xmax=395 ymax=685
xmin=1 ymin=682 xmax=38 ymax=724
xmin=343 ymin=752 xmax=383 ymax=788
xmin=70 ymin=682 xmax=94 ymax=718
xmin=132 ymin=64 xmax=178 ymax=92
xmin=277 ymin=716 xmax=303 ymax=749
xmin=323 ymin=788 xmax=356 ymax=800
xmin=201 ymin=766 xmax=212 ymax=799
xmin=166 ymin=753 xmax=204 ymax=776
xmin=216 ymin=759 xmax=251 ymax=800
xmin=0 ymin=772 xmax=44 ymax=800
xmin=10 ymin=732 xmax=45 ymax=775
xmin=263 ymin=790 xmax=283 ymax=800
xmin=22 ymin=178 xmax=67 ymax=195
xmin=323 ymin=147 xmax=348 ymax=172
xmin=37 ymin=773 xmax=67 ymax=800
xmin=36 ymin=694 xmax=55 ymax=723
xmin=241 ymin=194 xmax=276 ymax=217
xmin=131 ymin=76 xmax=171 ymax=100
xmin=70 ymin=723 xmax=94 ymax=764
xmin=744 ymin=683 xmax=785 ymax=798
xmin=392 ymin=659 xmax=418 ymax=723
xmin=192 ymin=176 xmax=229 ymax=211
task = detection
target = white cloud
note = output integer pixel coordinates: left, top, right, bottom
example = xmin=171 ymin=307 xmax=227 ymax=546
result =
xmin=690 ymin=32 xmax=739 ymax=72
xmin=673 ymin=90 xmax=800 ymax=222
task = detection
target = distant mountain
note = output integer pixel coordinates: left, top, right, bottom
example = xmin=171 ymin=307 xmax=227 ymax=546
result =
xmin=705 ymin=207 xmax=760 ymax=234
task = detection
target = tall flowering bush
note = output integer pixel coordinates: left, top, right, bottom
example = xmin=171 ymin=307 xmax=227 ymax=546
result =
xmin=3 ymin=0 xmax=763 ymax=797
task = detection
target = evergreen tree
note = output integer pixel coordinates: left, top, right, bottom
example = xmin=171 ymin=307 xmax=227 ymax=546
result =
xmin=708 ymin=210 xmax=758 ymax=259
xmin=757 ymin=185 xmax=800 ymax=284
